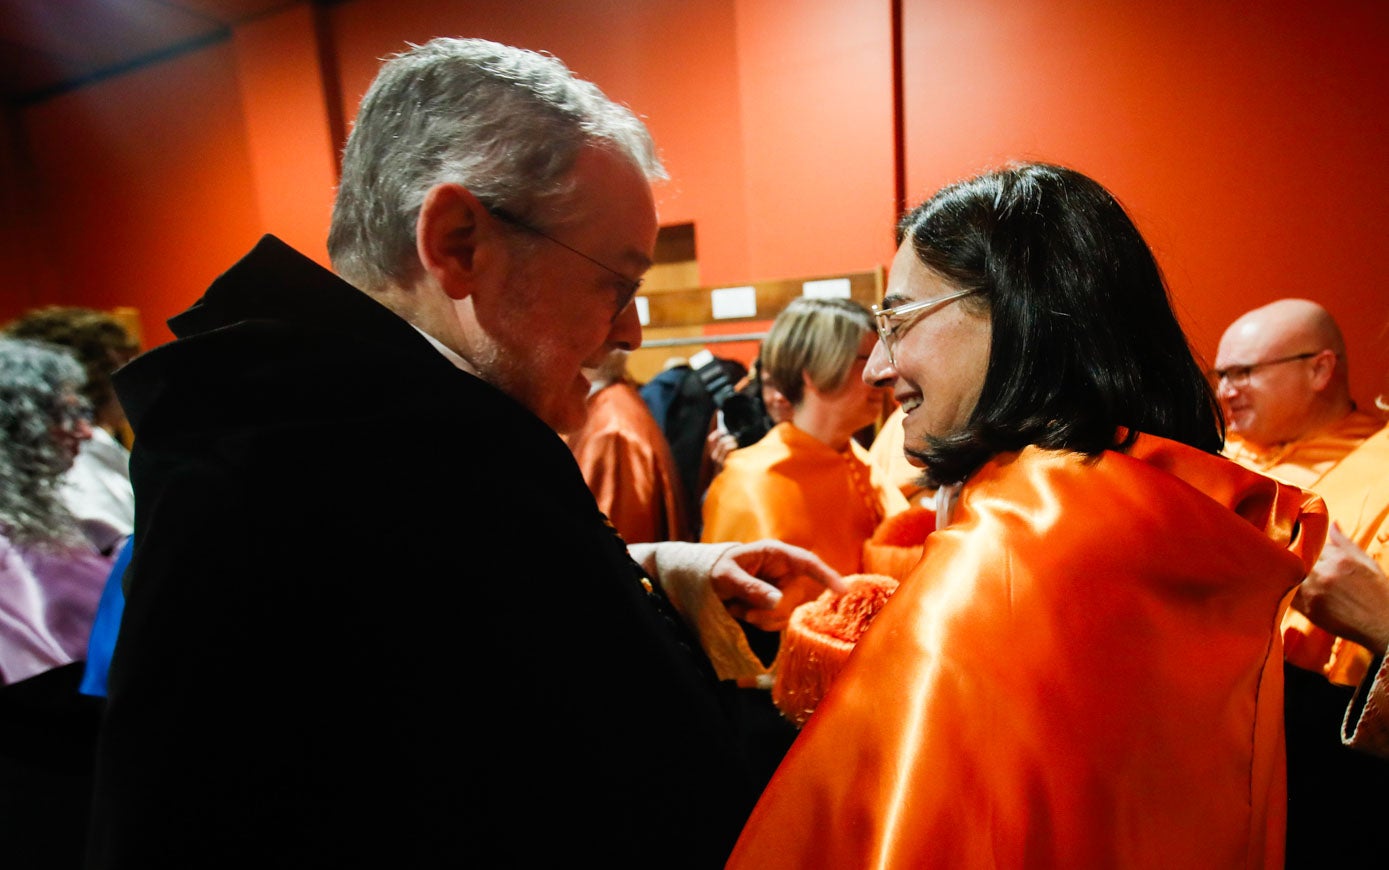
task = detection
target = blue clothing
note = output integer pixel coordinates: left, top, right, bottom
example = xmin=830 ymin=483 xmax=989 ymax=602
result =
xmin=638 ymin=365 xmax=690 ymax=432
xmin=79 ymin=536 xmax=131 ymax=697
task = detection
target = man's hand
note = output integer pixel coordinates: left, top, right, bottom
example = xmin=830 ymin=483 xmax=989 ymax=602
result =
xmin=711 ymin=540 xmax=847 ymax=631
xmin=705 ymin=428 xmax=738 ymax=474
xmin=1294 ymin=523 xmax=1389 ymax=652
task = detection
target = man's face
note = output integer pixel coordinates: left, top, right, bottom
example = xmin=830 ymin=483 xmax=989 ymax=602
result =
xmin=862 ymin=241 xmax=992 ymax=467
xmin=480 ymin=148 xmax=657 ymax=433
xmin=1213 ymin=318 xmax=1319 ymax=446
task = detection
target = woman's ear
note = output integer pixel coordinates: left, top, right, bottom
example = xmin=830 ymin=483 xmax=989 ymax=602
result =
xmin=416 ymin=183 xmax=502 ymax=300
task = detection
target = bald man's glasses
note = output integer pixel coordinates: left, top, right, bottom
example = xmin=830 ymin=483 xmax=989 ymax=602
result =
xmin=487 ymin=206 xmax=643 ymax=316
xmin=1210 ymin=351 xmax=1322 ymax=387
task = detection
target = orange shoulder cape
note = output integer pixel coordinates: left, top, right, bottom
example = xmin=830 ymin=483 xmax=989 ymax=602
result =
xmin=728 ymin=433 xmax=1325 ymax=869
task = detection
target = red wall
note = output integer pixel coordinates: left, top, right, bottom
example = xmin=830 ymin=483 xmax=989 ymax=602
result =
xmin=8 ymin=44 xmax=263 ymax=347
xmin=233 ymin=4 xmax=338 ymax=266
xmin=901 ymin=0 xmax=1389 ymax=407
xmin=2 ymin=0 xmax=1386 ymax=405
xmin=329 ymin=0 xmax=756 ymax=283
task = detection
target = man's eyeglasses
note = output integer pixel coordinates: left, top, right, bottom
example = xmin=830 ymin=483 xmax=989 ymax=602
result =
xmin=1209 ymin=351 xmax=1324 ymax=388
xmin=487 ymin=206 xmax=643 ymax=317
xmin=870 ymin=288 xmax=976 ymax=365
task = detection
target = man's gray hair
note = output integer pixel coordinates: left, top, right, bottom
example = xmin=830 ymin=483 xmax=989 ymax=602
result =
xmin=327 ymin=37 xmax=667 ymax=293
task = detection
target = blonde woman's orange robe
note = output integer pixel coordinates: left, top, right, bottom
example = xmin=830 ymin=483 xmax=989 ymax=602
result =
xmin=701 ymin=421 xmax=909 ymax=577
xmin=1226 ymin=408 xmax=1386 ymax=685
xmin=727 ymin=433 xmax=1326 ymax=870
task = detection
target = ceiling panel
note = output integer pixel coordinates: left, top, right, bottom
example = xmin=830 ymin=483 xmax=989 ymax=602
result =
xmin=0 ymin=0 xmax=305 ymax=104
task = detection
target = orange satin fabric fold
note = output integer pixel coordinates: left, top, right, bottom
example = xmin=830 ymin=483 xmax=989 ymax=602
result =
xmin=1317 ymin=425 xmax=1389 ymax=574
xmin=728 ymin=433 xmax=1326 ymax=870
xmin=1226 ymin=409 xmax=1386 ymax=686
xmin=564 ymin=379 xmax=688 ymax=544
xmin=1288 ymin=423 xmax=1389 ymax=686
xmin=1222 ymin=408 xmax=1384 ymax=491
xmin=701 ymin=422 xmax=909 ymax=579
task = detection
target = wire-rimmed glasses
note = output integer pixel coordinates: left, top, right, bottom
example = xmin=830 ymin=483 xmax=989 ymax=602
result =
xmin=870 ymin=288 xmax=976 ymax=365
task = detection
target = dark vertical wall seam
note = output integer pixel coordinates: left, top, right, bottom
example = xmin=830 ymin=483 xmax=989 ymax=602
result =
xmin=313 ymin=0 xmax=346 ymax=182
xmin=890 ymin=0 xmax=906 ymax=220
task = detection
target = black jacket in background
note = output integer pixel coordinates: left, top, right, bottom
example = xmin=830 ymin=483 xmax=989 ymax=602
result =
xmin=86 ymin=236 xmax=758 ymax=869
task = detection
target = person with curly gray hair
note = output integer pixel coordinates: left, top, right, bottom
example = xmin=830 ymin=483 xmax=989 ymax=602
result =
xmin=0 ymin=335 xmax=118 ymax=684
xmin=5 ymin=306 xmax=140 ymax=555
xmin=88 ymin=37 xmax=840 ymax=869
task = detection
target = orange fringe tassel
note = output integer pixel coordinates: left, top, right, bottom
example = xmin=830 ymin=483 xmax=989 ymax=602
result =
xmin=771 ymin=574 xmax=899 ymax=727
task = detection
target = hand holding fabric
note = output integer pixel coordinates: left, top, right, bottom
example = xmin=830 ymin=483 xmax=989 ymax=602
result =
xmin=1295 ymin=523 xmax=1389 ymax=652
xmin=710 ymin=540 xmax=846 ymax=629
xmin=630 ymin=540 xmax=844 ymax=680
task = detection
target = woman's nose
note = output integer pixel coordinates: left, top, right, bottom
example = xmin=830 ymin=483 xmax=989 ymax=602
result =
xmin=863 ymin=338 xmax=896 ymax=388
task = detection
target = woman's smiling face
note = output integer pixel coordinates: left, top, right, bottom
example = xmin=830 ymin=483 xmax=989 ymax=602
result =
xmin=863 ymin=241 xmax=992 ymax=466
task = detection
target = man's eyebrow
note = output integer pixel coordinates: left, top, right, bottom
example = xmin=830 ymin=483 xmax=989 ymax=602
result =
xmin=880 ymin=292 xmax=910 ymax=308
xmin=619 ymin=247 xmax=653 ymax=274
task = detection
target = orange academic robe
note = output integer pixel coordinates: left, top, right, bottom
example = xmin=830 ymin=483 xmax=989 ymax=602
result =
xmin=727 ymin=433 xmax=1326 ymax=870
xmin=1223 ymin=408 xmax=1385 ymax=491
xmin=701 ymin=421 xmax=909 ymax=577
xmin=1226 ymin=408 xmax=1387 ymax=685
xmin=564 ymin=379 xmax=689 ymax=544
xmin=1314 ymin=424 xmax=1389 ymax=756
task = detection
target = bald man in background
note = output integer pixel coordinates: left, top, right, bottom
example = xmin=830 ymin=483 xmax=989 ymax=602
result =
xmin=1214 ymin=297 xmax=1389 ymax=866
xmin=1215 ymin=298 xmax=1386 ymax=684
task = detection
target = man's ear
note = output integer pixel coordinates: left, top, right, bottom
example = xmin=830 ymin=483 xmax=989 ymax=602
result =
xmin=1308 ymin=348 xmax=1339 ymax=390
xmin=416 ymin=183 xmax=502 ymax=301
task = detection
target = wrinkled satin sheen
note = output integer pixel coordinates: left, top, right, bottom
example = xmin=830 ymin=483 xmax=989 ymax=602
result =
xmin=702 ymin=422 xmax=908 ymax=577
xmin=1281 ymin=420 xmax=1389 ymax=686
xmin=728 ymin=434 xmax=1326 ymax=870
xmin=0 ymin=532 xmax=115 ymax=685
xmin=564 ymin=379 xmax=689 ymax=544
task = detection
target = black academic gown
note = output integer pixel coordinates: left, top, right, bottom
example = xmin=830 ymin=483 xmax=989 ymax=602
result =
xmin=86 ymin=236 xmax=757 ymax=869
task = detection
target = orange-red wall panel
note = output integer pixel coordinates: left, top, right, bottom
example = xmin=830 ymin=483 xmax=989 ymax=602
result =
xmin=232 ymin=3 xmax=338 ymax=266
xmin=6 ymin=0 xmax=1388 ymax=405
xmin=19 ymin=44 xmax=262 ymax=348
xmin=901 ymin=0 xmax=1389 ymax=407
xmin=0 ymin=109 xmax=60 ymax=324
xmin=327 ymin=0 xmax=753 ymax=282
xmin=734 ymin=0 xmax=898 ymax=282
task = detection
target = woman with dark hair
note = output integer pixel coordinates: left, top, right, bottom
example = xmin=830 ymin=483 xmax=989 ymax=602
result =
xmin=727 ymin=163 xmax=1326 ymax=868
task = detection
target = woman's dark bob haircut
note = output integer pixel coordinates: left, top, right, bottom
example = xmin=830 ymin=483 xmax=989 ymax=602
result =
xmin=901 ymin=162 xmax=1223 ymax=487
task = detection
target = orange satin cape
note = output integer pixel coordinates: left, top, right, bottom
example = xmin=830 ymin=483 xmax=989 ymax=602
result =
xmin=1225 ymin=409 xmax=1386 ymax=686
xmin=701 ymin=422 xmax=908 ymax=577
xmin=727 ymin=433 xmax=1327 ymax=870
xmin=563 ymin=379 xmax=689 ymax=544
